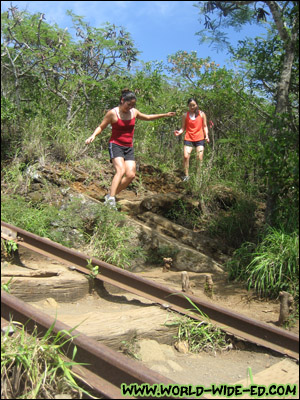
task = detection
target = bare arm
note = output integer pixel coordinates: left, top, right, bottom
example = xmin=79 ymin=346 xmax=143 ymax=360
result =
xmin=135 ymin=109 xmax=176 ymax=121
xmin=85 ymin=110 xmax=114 ymax=144
xmin=202 ymin=112 xmax=210 ymax=142
xmin=174 ymin=113 xmax=186 ymax=136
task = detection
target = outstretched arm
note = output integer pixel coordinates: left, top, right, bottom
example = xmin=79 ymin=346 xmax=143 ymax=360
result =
xmin=135 ymin=109 xmax=176 ymax=121
xmin=85 ymin=111 xmax=113 ymax=144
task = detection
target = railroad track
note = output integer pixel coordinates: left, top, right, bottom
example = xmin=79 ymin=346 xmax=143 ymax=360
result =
xmin=1 ymin=292 xmax=176 ymax=399
xmin=1 ymin=221 xmax=299 ymax=397
xmin=2 ymin=221 xmax=298 ymax=359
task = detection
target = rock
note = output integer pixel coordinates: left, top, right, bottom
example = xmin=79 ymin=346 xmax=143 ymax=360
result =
xmin=181 ymin=271 xmax=190 ymax=292
xmin=163 ymin=257 xmax=173 ymax=272
xmin=174 ymin=340 xmax=189 ymax=354
xmin=140 ymin=193 xmax=182 ymax=213
xmin=27 ymin=191 xmax=44 ymax=203
xmin=235 ymin=340 xmax=246 ymax=350
xmin=174 ymin=247 xmax=223 ymax=273
xmin=278 ymin=291 xmax=294 ymax=326
xmin=126 ymin=216 xmax=223 ymax=273
xmin=26 ymin=166 xmax=43 ymax=182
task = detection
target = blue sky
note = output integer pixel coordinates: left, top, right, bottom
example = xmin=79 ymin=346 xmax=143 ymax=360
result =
xmin=1 ymin=1 xmax=268 ymax=69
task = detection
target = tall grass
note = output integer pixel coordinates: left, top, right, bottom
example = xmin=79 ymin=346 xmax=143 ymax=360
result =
xmin=245 ymin=227 xmax=299 ymax=298
xmin=227 ymin=226 xmax=299 ymax=299
xmin=167 ymin=295 xmax=230 ymax=353
xmin=1 ymin=320 xmax=92 ymax=399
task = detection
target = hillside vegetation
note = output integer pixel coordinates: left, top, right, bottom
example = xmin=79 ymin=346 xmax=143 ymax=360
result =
xmin=1 ymin=3 xmax=299 ymax=304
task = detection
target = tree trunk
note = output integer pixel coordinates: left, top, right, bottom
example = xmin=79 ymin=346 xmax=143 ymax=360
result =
xmin=275 ymin=40 xmax=296 ymax=114
xmin=264 ymin=2 xmax=298 ymax=224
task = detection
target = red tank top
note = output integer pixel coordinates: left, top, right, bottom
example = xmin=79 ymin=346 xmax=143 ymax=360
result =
xmin=184 ymin=112 xmax=204 ymax=141
xmin=110 ymin=108 xmax=135 ymax=147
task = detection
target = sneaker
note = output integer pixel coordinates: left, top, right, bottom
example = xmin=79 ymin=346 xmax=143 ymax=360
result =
xmin=182 ymin=176 xmax=190 ymax=182
xmin=104 ymin=195 xmax=117 ymax=210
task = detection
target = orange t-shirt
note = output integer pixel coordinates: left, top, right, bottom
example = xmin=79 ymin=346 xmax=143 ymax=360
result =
xmin=184 ymin=112 xmax=204 ymax=141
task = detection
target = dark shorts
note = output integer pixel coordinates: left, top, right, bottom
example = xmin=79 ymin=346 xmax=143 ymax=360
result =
xmin=184 ymin=140 xmax=206 ymax=147
xmin=109 ymin=142 xmax=135 ymax=162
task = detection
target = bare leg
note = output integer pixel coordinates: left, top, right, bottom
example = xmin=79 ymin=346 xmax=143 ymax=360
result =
xmin=110 ymin=158 xmax=136 ymax=197
xmin=196 ymin=146 xmax=204 ymax=171
xmin=183 ymin=146 xmax=193 ymax=177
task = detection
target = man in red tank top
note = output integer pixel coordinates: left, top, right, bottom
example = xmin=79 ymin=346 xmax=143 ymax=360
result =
xmin=85 ymin=89 xmax=175 ymax=209
xmin=174 ymin=98 xmax=209 ymax=181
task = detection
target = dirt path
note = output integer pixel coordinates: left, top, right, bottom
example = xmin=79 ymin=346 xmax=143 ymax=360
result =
xmin=135 ymin=267 xmax=298 ymax=330
xmin=1 ymin=247 xmax=298 ymax=393
xmin=1 ymin=162 xmax=299 ymax=395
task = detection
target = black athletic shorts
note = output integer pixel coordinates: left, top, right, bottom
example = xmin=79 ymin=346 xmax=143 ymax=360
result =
xmin=109 ymin=142 xmax=135 ymax=162
xmin=184 ymin=140 xmax=206 ymax=147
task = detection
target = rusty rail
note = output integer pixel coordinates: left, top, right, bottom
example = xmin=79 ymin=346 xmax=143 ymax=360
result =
xmin=1 ymin=290 xmax=177 ymax=399
xmin=1 ymin=221 xmax=299 ymax=359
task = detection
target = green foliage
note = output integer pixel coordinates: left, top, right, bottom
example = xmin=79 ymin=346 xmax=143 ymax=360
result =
xmin=1 ymin=277 xmax=13 ymax=293
xmin=1 ymin=97 xmax=17 ymax=123
xmin=85 ymin=258 xmax=99 ymax=280
xmin=1 ymin=195 xmax=92 ymax=247
xmin=227 ymin=227 xmax=299 ymax=299
xmin=88 ymin=205 xmax=146 ymax=269
xmin=257 ymin=115 xmax=299 ymax=226
xmin=192 ymin=1 xmax=299 ymax=229
xmin=174 ymin=317 xmax=229 ymax=353
xmin=226 ymin=241 xmax=256 ymax=282
xmin=167 ymin=50 xmax=216 ymax=83
xmin=1 ymin=6 xmax=138 ymax=131
xmin=1 ymin=194 xmax=145 ymax=269
xmin=1 ymin=3 xmax=299 ymax=306
xmin=1 ymin=321 xmax=91 ymax=399
xmin=146 ymin=245 xmax=179 ymax=265
xmin=167 ymin=296 xmax=229 ymax=353
xmin=165 ymin=199 xmax=201 ymax=230
xmin=1 ymin=239 xmax=18 ymax=257
xmin=195 ymin=1 xmax=258 ymax=50
xmin=1 ymin=195 xmax=63 ymax=241
xmin=207 ymin=198 xmax=257 ymax=248
xmin=1 ymin=161 xmax=28 ymax=193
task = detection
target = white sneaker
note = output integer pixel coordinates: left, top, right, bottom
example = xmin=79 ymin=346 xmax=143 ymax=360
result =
xmin=104 ymin=195 xmax=117 ymax=210
xmin=182 ymin=176 xmax=190 ymax=182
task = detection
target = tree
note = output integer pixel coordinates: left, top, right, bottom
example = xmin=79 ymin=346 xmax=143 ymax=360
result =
xmin=196 ymin=1 xmax=298 ymax=113
xmin=1 ymin=5 xmax=139 ymax=126
xmin=195 ymin=1 xmax=299 ymax=226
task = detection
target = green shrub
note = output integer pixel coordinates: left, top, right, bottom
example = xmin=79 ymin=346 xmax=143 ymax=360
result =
xmin=88 ymin=205 xmax=146 ymax=269
xmin=1 ymin=321 xmax=91 ymax=399
xmin=164 ymin=198 xmax=201 ymax=229
xmin=207 ymin=198 xmax=256 ymax=248
xmin=1 ymin=195 xmax=145 ymax=268
xmin=245 ymin=228 xmax=299 ymax=299
xmin=227 ymin=227 xmax=299 ymax=299
xmin=1 ymin=195 xmax=62 ymax=240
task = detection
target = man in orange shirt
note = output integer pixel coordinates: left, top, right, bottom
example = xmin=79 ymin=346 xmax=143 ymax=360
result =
xmin=174 ymin=98 xmax=209 ymax=181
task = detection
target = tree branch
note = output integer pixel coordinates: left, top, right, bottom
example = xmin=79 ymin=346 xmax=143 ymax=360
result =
xmin=266 ymin=1 xmax=289 ymax=42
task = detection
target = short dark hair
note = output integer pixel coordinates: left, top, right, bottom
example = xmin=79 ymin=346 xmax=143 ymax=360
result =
xmin=120 ymin=88 xmax=136 ymax=103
